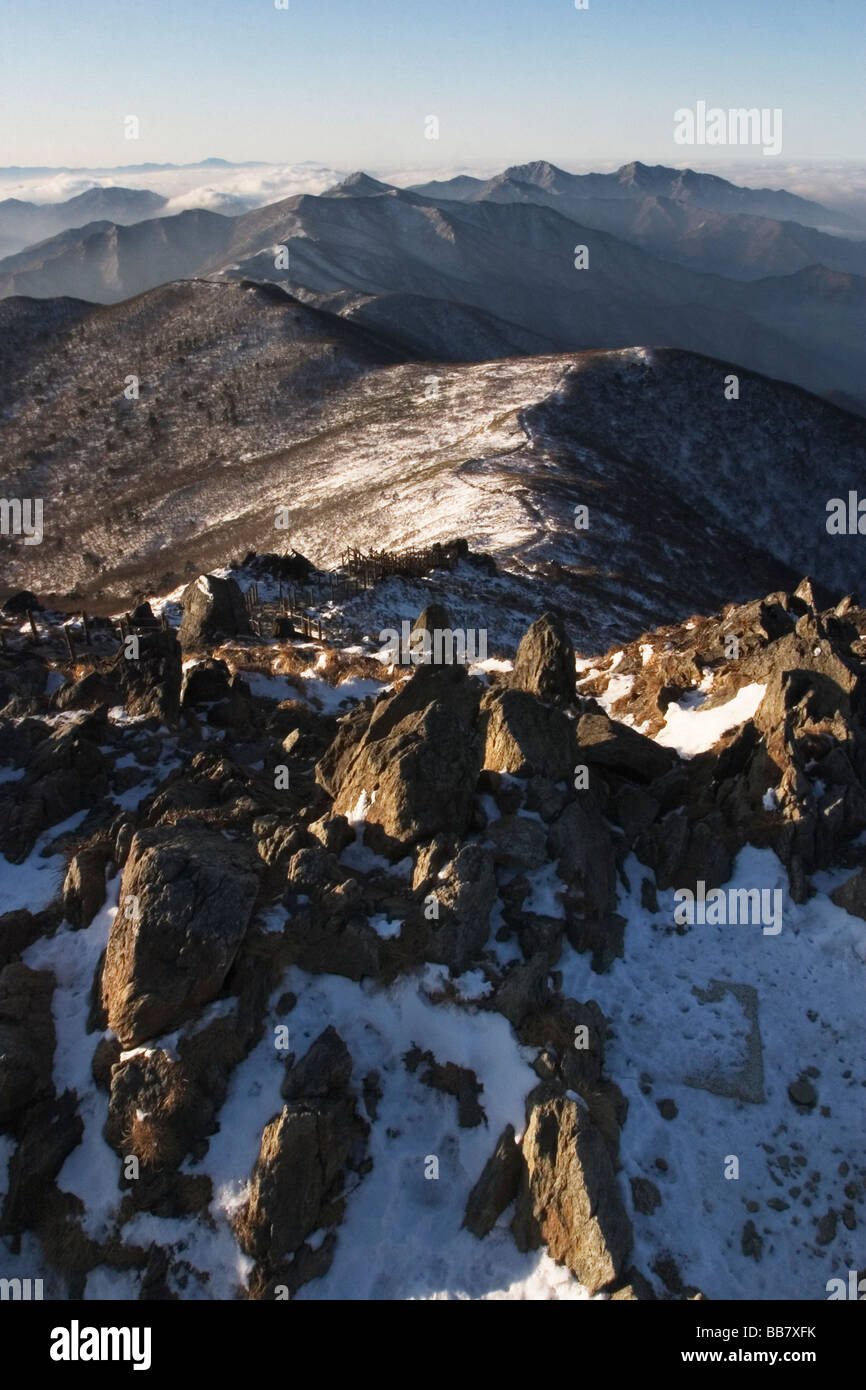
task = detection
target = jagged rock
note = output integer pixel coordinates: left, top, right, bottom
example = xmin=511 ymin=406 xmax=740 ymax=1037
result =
xmin=1 ymin=1091 xmax=83 ymax=1234
xmin=518 ymin=996 xmax=608 ymax=1094
xmin=463 ymin=1125 xmax=524 ymax=1237
xmin=129 ymin=601 xmax=158 ymax=627
xmin=525 ymin=776 xmax=570 ymax=822
xmin=101 ymin=823 xmax=259 ymax=1046
xmin=490 ymin=953 xmax=550 ymax=1029
xmin=104 ymin=1010 xmax=252 ymax=1214
xmin=485 ymin=814 xmax=548 ymax=869
xmin=0 ymin=716 xmax=110 ymax=863
xmin=549 ymin=797 xmax=618 ymax=922
xmin=637 ymin=806 xmax=732 ymax=894
xmin=328 ymin=664 xmax=483 ymax=856
xmin=609 ymin=1268 xmax=657 ymax=1300
xmin=830 ymin=868 xmax=866 ymax=920
xmin=91 ymin=1035 xmax=121 ymax=1090
xmin=0 ymin=905 xmax=62 ymax=970
xmin=481 ymin=687 xmax=575 ymax=781
xmin=106 ymin=1049 xmax=215 ymax=1174
xmin=741 ymin=1220 xmax=763 ymax=1260
xmin=0 ymin=714 xmax=49 ymax=768
xmin=515 ymin=912 xmax=565 ymax=962
xmin=412 ymin=603 xmax=451 ymax=639
xmin=565 ymin=910 xmax=627 ymax=974
xmin=281 ymin=1027 xmax=352 ymax=1101
xmin=308 ymin=813 xmax=355 ymax=856
xmin=424 ymin=842 xmax=497 ymax=972
xmin=234 ymin=1028 xmax=366 ymax=1266
xmin=62 ymin=845 xmax=110 ymax=929
xmin=179 ymin=574 xmax=250 ymax=650
xmin=0 ymin=964 xmax=56 ymax=1124
xmin=314 ymin=700 xmax=377 ymax=797
xmin=411 ymin=832 xmax=461 ymax=892
xmin=511 ymin=612 xmax=575 ymax=706
xmin=793 ymin=577 xmax=817 ymax=610
xmin=112 ymin=628 xmax=182 ymax=725
xmin=577 ymin=712 xmax=677 ymax=782
xmin=256 ymin=820 xmax=307 ymax=875
xmin=54 ymin=668 xmax=120 ymax=712
xmin=180 ymin=658 xmax=233 ymax=707
xmin=511 ymin=1088 xmax=633 ymax=1294
xmin=248 ymin=1232 xmax=338 ymax=1301
xmin=404 ymin=1046 xmax=485 ymax=1127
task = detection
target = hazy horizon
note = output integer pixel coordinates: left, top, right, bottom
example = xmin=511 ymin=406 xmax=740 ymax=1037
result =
xmin=2 ymin=156 xmax=866 ymax=228
xmin=1 ymin=0 xmax=863 ymax=171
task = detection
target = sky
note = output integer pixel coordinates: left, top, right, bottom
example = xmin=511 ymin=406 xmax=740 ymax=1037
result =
xmin=0 ymin=0 xmax=864 ymax=173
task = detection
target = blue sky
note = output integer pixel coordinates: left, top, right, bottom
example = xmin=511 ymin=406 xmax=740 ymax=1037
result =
xmin=1 ymin=0 xmax=863 ymax=170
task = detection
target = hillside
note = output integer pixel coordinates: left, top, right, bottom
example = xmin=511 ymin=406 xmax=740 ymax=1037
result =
xmin=1 ymin=281 xmax=865 ymax=646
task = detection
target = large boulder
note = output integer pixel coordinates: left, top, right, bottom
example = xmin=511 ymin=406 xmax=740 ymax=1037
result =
xmin=113 ymin=629 xmax=182 ymax=724
xmin=104 ymin=1009 xmax=253 ymax=1215
xmin=424 ymin=842 xmax=497 ymax=972
xmin=511 ymin=613 xmax=575 ymax=705
xmin=548 ymin=797 xmax=618 ymax=923
xmin=0 ymin=716 xmax=110 ymax=863
xmin=327 ymin=664 xmax=484 ymax=856
xmin=180 ymin=658 xmax=233 ymax=708
xmin=101 ymin=824 xmax=260 ymax=1046
xmin=0 ymin=964 xmax=56 ymax=1124
xmin=0 ymin=906 xmax=61 ymax=970
xmin=411 ymin=603 xmax=451 ymax=645
xmin=481 ymin=687 xmax=576 ymax=782
xmin=62 ymin=845 xmax=110 ymax=929
xmin=179 ymin=574 xmax=250 ymax=650
xmin=233 ymin=1029 xmax=367 ymax=1267
xmin=511 ymin=1089 xmax=632 ymax=1294
xmin=463 ymin=1125 xmax=524 ymax=1238
xmin=0 ymin=1091 xmax=82 ymax=1234
xmin=577 ymin=712 xmax=677 ymax=783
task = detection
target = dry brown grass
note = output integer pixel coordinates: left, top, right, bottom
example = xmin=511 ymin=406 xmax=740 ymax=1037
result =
xmin=214 ymin=639 xmax=384 ymax=692
xmin=123 ymin=1111 xmax=166 ymax=1170
xmin=313 ymin=646 xmax=384 ymax=687
xmin=213 ymin=640 xmax=307 ymax=693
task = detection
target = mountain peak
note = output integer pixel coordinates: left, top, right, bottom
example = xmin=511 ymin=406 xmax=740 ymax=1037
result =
xmin=324 ymin=171 xmax=394 ymax=198
xmin=616 ymin=160 xmax=675 ymax=185
xmin=503 ymin=160 xmax=567 ymax=189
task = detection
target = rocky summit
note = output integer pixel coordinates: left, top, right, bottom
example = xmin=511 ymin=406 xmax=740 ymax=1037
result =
xmin=1 ymin=15 xmax=865 ymax=1321
xmin=0 ymin=551 xmax=864 ymax=1302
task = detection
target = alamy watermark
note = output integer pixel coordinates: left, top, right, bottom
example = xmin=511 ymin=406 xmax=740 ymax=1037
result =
xmin=674 ymin=102 xmax=782 ymax=156
xmin=379 ymin=621 xmax=487 ymax=666
xmin=0 ymin=497 xmax=43 ymax=545
xmin=0 ymin=1276 xmax=43 ymax=1299
xmin=674 ymin=880 xmax=782 ymax=936
xmin=50 ymin=1321 xmax=151 ymax=1370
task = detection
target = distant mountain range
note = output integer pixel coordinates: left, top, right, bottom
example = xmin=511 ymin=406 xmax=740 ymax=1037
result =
xmin=411 ymin=160 xmax=863 ymax=232
xmin=1 ymin=161 xmax=862 ymax=410
xmin=0 ymin=187 xmax=168 ymax=258
xmin=0 ymin=157 xmax=267 ymax=176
